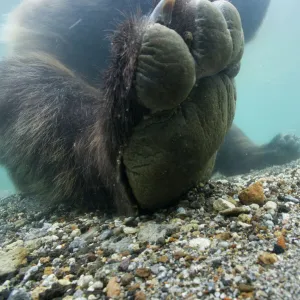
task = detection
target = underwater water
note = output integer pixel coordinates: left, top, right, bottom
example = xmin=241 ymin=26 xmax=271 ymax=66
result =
xmin=0 ymin=0 xmax=20 ymax=196
xmin=0 ymin=0 xmax=299 ymax=196
xmin=235 ymin=0 xmax=300 ymax=144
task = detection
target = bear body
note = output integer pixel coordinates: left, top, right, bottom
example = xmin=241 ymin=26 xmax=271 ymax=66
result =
xmin=0 ymin=0 xmax=298 ymax=215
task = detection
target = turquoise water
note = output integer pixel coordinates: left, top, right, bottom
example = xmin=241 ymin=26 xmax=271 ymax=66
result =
xmin=0 ymin=0 xmax=299 ymax=193
xmin=0 ymin=0 xmax=20 ymax=196
xmin=235 ymin=0 xmax=300 ymax=144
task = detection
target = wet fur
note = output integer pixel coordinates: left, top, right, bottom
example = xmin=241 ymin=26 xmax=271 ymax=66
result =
xmin=0 ymin=0 xmax=272 ymax=214
xmin=0 ymin=0 xmax=155 ymax=215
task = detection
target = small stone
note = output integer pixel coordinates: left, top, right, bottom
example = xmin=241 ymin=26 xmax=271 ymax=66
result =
xmin=58 ymin=279 xmax=71 ymax=286
xmin=119 ymin=258 xmax=131 ymax=272
xmin=77 ymin=275 xmax=94 ymax=288
xmin=176 ymin=207 xmax=187 ymax=218
xmin=135 ymin=268 xmax=151 ymax=278
xmin=258 ymin=252 xmax=278 ymax=265
xmin=263 ymin=213 xmax=273 ymax=220
xmin=220 ymin=207 xmax=251 ymax=217
xmin=150 ymin=265 xmax=159 ymax=275
xmin=44 ymin=266 xmax=53 ymax=276
xmin=69 ymin=237 xmax=86 ymax=251
xmin=173 ymin=251 xmax=186 ymax=260
xmin=278 ymin=195 xmax=300 ymax=203
xmin=123 ymin=227 xmax=138 ymax=234
xmin=238 ymin=283 xmax=255 ymax=292
xmin=8 ymin=289 xmax=31 ymax=300
xmin=278 ymin=204 xmax=290 ymax=213
xmin=250 ymin=204 xmax=260 ymax=210
xmin=158 ymin=255 xmax=169 ymax=263
xmin=218 ymin=241 xmax=229 ymax=249
xmin=189 ymin=238 xmax=211 ymax=251
xmin=70 ymin=228 xmax=81 ymax=237
xmin=121 ymin=273 xmax=134 ymax=286
xmin=238 ymin=214 xmax=252 ymax=223
xmin=264 ymin=201 xmax=277 ymax=211
xmin=215 ymin=232 xmax=231 ymax=241
xmin=265 ymin=220 xmax=274 ymax=228
xmin=39 ymin=256 xmax=50 ymax=264
xmin=135 ymin=291 xmax=147 ymax=300
xmin=277 ymin=234 xmax=287 ymax=249
xmin=90 ymin=281 xmax=103 ymax=290
xmin=99 ymin=229 xmax=113 ymax=241
xmin=213 ymin=198 xmax=235 ymax=211
xmin=106 ymin=277 xmax=121 ymax=298
xmin=31 ymin=286 xmax=47 ymax=300
xmin=237 ymin=221 xmax=252 ymax=228
xmin=235 ymin=265 xmax=245 ymax=273
xmin=127 ymin=283 xmax=140 ymax=292
xmin=87 ymin=252 xmax=97 ymax=262
xmin=238 ymin=182 xmax=265 ymax=206
xmin=137 ymin=223 xmax=176 ymax=245
xmin=272 ymin=244 xmax=285 ymax=254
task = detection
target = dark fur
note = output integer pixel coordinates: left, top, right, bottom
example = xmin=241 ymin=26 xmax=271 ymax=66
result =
xmin=0 ymin=0 xmax=275 ymax=214
xmin=0 ymin=0 xmax=156 ymax=214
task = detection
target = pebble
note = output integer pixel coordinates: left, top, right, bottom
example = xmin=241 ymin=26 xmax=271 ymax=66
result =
xmin=1 ymin=159 xmax=300 ymax=300
xmin=123 ymin=227 xmax=138 ymax=234
xmin=213 ymin=198 xmax=235 ymax=211
xmin=238 ymin=181 xmax=265 ymax=206
xmin=220 ymin=207 xmax=251 ymax=216
xmin=189 ymin=238 xmax=211 ymax=250
xmin=8 ymin=289 xmax=31 ymax=300
xmin=77 ymin=275 xmax=94 ymax=288
xmin=264 ymin=201 xmax=277 ymax=211
xmin=70 ymin=228 xmax=81 ymax=237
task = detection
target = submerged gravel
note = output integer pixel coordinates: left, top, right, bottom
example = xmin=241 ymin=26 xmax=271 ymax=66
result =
xmin=1 ymin=159 xmax=300 ymax=300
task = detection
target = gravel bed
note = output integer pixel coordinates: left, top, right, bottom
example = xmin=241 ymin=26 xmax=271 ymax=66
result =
xmin=1 ymin=160 xmax=300 ymax=300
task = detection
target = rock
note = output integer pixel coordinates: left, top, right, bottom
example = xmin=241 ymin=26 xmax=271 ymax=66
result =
xmin=264 ymin=201 xmax=277 ymax=211
xmin=70 ymin=228 xmax=81 ymax=237
xmin=250 ymin=204 xmax=260 ymax=211
xmin=77 ymin=275 xmax=94 ymax=288
xmin=237 ymin=221 xmax=252 ymax=228
xmin=8 ymin=289 xmax=31 ymax=300
xmin=278 ymin=195 xmax=300 ymax=203
xmin=0 ymin=246 xmax=28 ymax=279
xmin=238 ymin=182 xmax=265 ymax=206
xmin=119 ymin=258 xmax=131 ymax=272
xmin=135 ymin=268 xmax=151 ymax=278
xmin=220 ymin=207 xmax=251 ymax=217
xmin=238 ymin=283 xmax=255 ymax=292
xmin=189 ymin=238 xmax=211 ymax=251
xmin=121 ymin=273 xmax=134 ymax=286
xmin=238 ymin=214 xmax=252 ymax=223
xmin=30 ymin=286 xmax=47 ymax=300
xmin=68 ymin=237 xmax=87 ymax=251
xmin=135 ymin=291 xmax=147 ymax=300
xmin=99 ymin=229 xmax=113 ymax=241
xmin=258 ymin=252 xmax=278 ymax=265
xmin=215 ymin=232 xmax=231 ymax=241
xmin=106 ymin=277 xmax=121 ymax=298
xmin=123 ymin=227 xmax=138 ymax=234
xmin=101 ymin=237 xmax=133 ymax=254
xmin=89 ymin=281 xmax=103 ymax=290
xmin=173 ymin=251 xmax=186 ymax=260
xmin=137 ymin=222 xmax=177 ymax=245
xmin=58 ymin=279 xmax=71 ymax=286
xmin=213 ymin=198 xmax=235 ymax=211
xmin=235 ymin=265 xmax=245 ymax=273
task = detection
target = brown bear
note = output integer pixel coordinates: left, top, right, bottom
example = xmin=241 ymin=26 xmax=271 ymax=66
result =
xmin=0 ymin=0 xmax=298 ymax=215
